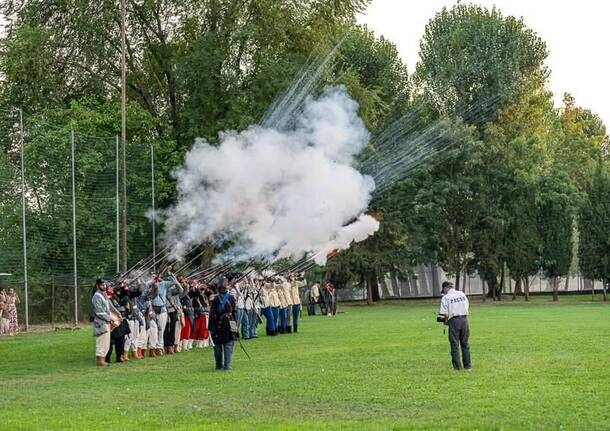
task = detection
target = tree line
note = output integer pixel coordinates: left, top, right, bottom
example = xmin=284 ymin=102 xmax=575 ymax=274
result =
xmin=0 ymin=2 xmax=608 ymax=319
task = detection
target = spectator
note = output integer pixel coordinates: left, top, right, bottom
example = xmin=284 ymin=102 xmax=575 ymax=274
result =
xmin=6 ymin=288 xmax=20 ymax=335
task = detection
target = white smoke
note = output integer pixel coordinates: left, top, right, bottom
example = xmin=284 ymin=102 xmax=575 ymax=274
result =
xmin=161 ymin=86 xmax=379 ymax=263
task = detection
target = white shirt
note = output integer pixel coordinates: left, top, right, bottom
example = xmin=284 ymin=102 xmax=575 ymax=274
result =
xmin=439 ymin=288 xmax=469 ymax=319
xmin=310 ymin=283 xmax=320 ymax=300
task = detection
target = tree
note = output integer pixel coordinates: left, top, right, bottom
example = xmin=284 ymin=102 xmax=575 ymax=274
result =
xmin=413 ymin=4 xmax=554 ymax=299
xmin=394 ymin=119 xmax=483 ymax=292
xmin=555 ymin=94 xmax=609 ymax=190
xmin=415 ymin=3 xmax=548 ymax=125
xmin=578 ymin=161 xmax=610 ymax=301
xmin=504 ymin=173 xmax=541 ymax=301
xmin=537 ymin=172 xmax=578 ymax=301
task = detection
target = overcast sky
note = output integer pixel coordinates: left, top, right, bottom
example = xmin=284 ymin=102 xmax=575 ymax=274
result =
xmin=358 ymin=0 xmax=610 ymax=129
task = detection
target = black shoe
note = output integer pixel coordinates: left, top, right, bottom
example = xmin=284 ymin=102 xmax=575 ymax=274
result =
xmin=293 ymin=325 xmax=298 ymax=333
xmin=286 ymin=326 xmax=292 ymax=333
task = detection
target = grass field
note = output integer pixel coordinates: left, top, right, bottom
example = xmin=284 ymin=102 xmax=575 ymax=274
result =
xmin=1 ymin=298 xmax=609 ymax=430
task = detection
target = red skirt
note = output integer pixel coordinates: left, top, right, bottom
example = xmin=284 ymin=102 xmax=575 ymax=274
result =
xmin=193 ymin=314 xmax=209 ymax=340
xmin=180 ymin=318 xmax=192 ymax=341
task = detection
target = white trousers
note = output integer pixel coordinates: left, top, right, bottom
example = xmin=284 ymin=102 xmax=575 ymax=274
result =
xmin=174 ymin=318 xmax=183 ymax=345
xmin=126 ymin=320 xmax=139 ymax=351
xmin=136 ymin=321 xmax=147 ymax=348
xmin=148 ymin=320 xmax=158 ymax=349
xmin=95 ymin=324 xmax=111 ymax=357
xmin=156 ymin=311 xmax=167 ymax=349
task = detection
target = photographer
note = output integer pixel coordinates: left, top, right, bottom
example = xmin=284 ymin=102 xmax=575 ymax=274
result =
xmin=439 ymin=281 xmax=471 ymax=371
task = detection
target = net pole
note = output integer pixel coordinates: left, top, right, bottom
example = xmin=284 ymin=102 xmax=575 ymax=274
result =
xmin=151 ymin=144 xmax=156 ymax=273
xmin=116 ymin=135 xmax=120 ymax=274
xmin=19 ymin=108 xmax=29 ymax=331
xmin=71 ymin=129 xmax=79 ymax=325
xmin=120 ymin=0 xmax=128 ymax=272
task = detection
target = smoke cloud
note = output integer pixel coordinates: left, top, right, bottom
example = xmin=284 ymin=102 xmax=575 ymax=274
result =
xmin=161 ymin=86 xmax=379 ymax=262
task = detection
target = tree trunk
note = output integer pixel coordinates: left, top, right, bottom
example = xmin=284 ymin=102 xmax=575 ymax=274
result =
xmin=487 ymin=278 xmax=498 ymax=300
xmin=564 ymin=276 xmax=570 ymax=291
xmin=499 ymin=266 xmax=505 ymax=301
xmin=512 ymin=277 xmax=522 ymax=300
xmin=603 ymin=279 xmax=608 ymax=302
xmin=552 ymin=276 xmax=559 ymax=302
xmin=366 ymin=277 xmax=373 ymax=305
xmin=367 ymin=271 xmax=380 ymax=304
xmin=462 ymin=270 xmax=468 ymax=296
xmin=455 ymin=269 xmax=461 ymax=291
xmin=524 ymin=277 xmax=530 ymax=302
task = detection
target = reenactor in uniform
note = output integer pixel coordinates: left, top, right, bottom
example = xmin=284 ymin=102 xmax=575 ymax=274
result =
xmin=275 ymin=278 xmax=289 ymax=333
xmin=91 ymin=279 xmax=119 ymax=367
xmin=260 ymin=279 xmax=277 ymax=336
xmin=289 ymin=274 xmax=305 ymax=333
xmin=267 ymin=279 xmax=281 ymax=334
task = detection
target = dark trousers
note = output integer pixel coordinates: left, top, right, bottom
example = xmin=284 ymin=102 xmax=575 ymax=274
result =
xmin=263 ymin=307 xmax=276 ymax=334
xmin=448 ymin=316 xmax=471 ymax=370
xmin=214 ymin=341 xmax=235 ymax=370
xmin=106 ymin=335 xmax=125 ymax=363
xmin=292 ymin=304 xmax=301 ymax=332
xmin=164 ymin=311 xmax=177 ymax=347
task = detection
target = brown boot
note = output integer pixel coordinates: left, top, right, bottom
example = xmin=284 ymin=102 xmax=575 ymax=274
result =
xmin=96 ymin=356 xmax=109 ymax=367
xmin=138 ymin=348 xmax=145 ymax=359
xmin=131 ymin=350 xmax=141 ymax=360
xmin=121 ymin=353 xmax=130 ymax=362
xmin=149 ymin=348 xmax=157 ymax=358
xmin=157 ymin=348 xmax=164 ymax=356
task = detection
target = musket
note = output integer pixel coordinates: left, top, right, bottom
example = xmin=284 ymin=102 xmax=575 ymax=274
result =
xmin=176 ymin=247 xmax=210 ymax=274
xmin=237 ymin=336 xmax=251 ymax=360
xmin=145 ymin=243 xmax=199 ymax=276
xmin=120 ymin=245 xmax=170 ymax=278
xmin=299 ymin=249 xmax=339 ymax=274
xmin=274 ymin=253 xmax=319 ymax=277
xmin=195 ymin=260 xmax=235 ymax=283
xmin=234 ymin=261 xmax=272 ymax=284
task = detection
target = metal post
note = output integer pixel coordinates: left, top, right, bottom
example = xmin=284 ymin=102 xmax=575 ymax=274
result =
xmin=19 ymin=108 xmax=29 ymax=331
xmin=71 ymin=129 xmax=78 ymax=325
xmin=116 ymin=135 xmax=120 ymax=274
xmin=151 ymin=144 xmax=156 ymax=273
xmin=120 ymin=0 xmax=128 ymax=272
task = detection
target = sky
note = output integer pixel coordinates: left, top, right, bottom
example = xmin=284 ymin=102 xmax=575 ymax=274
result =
xmin=358 ymin=0 xmax=610 ymax=129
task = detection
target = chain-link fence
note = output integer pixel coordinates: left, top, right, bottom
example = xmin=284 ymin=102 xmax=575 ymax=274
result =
xmin=0 ymin=108 xmax=157 ymax=328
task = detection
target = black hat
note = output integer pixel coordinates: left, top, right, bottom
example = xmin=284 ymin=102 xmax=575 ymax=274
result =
xmin=441 ymin=281 xmax=453 ymax=290
xmin=96 ymin=278 xmax=104 ymax=286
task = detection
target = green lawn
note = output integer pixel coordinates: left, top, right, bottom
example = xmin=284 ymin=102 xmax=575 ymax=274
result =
xmin=1 ymin=299 xmax=609 ymax=430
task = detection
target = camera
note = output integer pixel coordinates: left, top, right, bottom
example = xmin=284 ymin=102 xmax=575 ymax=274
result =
xmin=436 ymin=313 xmax=448 ymax=324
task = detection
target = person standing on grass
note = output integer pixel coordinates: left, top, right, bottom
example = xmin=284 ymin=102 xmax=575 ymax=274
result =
xmin=281 ymin=276 xmax=294 ymax=333
xmin=209 ymin=279 xmax=238 ymax=371
xmin=92 ymin=279 xmax=119 ymax=367
xmin=6 ymin=288 xmax=20 ymax=335
xmin=323 ymin=282 xmax=334 ymax=316
xmin=289 ymin=273 xmax=305 ymax=333
xmin=164 ymin=274 xmax=184 ymax=354
xmin=106 ymin=285 xmax=131 ymax=364
xmin=439 ymin=281 xmax=471 ymax=371
xmin=0 ymin=289 xmax=8 ymax=335
xmin=309 ymin=281 xmax=321 ymax=315
xmin=260 ymin=279 xmax=277 ymax=336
